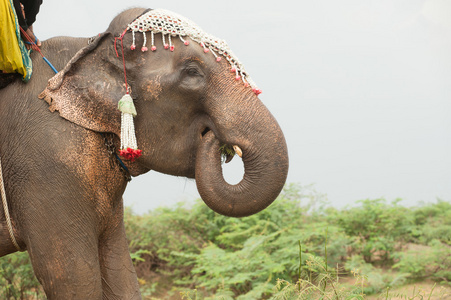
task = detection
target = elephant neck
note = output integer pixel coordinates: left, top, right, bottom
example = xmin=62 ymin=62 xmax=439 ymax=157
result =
xmin=100 ymin=133 xmax=151 ymax=178
xmin=101 ymin=133 xmax=131 ymax=182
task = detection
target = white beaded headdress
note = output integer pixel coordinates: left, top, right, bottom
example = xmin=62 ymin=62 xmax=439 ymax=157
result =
xmin=127 ymin=9 xmax=261 ymax=95
xmin=116 ymin=9 xmax=261 ymax=161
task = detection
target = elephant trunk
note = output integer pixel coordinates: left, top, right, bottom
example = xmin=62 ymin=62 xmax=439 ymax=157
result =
xmin=195 ymin=110 xmax=288 ymax=217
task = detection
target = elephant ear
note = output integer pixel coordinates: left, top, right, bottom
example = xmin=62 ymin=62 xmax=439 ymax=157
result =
xmin=39 ymin=32 xmax=125 ymax=136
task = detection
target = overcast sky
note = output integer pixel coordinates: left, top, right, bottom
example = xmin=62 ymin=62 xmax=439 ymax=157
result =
xmin=35 ymin=0 xmax=451 ymax=212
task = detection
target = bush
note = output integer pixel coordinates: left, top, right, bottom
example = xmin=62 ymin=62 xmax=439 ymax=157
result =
xmin=393 ymin=239 xmax=451 ymax=283
xmin=345 ymin=255 xmax=407 ymax=295
xmin=0 ymin=252 xmax=45 ymax=299
xmin=329 ymin=198 xmax=413 ymax=264
xmin=411 ymin=200 xmax=451 ymax=245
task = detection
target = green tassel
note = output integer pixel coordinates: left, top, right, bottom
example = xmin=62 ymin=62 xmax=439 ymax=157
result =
xmin=118 ymin=94 xmax=137 ymax=116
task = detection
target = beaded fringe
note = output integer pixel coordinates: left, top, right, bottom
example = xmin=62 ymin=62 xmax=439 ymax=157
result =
xmin=127 ymin=9 xmax=262 ymax=95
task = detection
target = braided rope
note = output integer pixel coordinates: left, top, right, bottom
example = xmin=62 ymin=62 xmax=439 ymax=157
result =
xmin=0 ymin=156 xmax=22 ymax=251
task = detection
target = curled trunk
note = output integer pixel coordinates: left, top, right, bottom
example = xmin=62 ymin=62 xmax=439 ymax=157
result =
xmin=195 ymin=121 xmax=288 ymax=217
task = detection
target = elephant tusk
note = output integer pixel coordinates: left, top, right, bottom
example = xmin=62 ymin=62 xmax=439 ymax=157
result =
xmin=233 ymin=145 xmax=242 ymax=158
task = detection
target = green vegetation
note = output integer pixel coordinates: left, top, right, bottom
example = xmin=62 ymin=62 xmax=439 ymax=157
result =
xmin=0 ymin=251 xmax=44 ymax=299
xmin=1 ymin=183 xmax=450 ymax=299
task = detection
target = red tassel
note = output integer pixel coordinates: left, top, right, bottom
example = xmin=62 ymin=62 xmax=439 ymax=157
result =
xmin=119 ymin=148 xmax=143 ymax=162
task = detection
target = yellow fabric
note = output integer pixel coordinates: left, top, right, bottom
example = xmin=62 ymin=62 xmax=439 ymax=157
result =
xmin=0 ymin=0 xmax=27 ymax=79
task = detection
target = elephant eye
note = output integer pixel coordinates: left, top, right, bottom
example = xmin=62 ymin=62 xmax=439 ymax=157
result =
xmin=186 ymin=67 xmax=201 ymax=76
xmin=179 ymin=62 xmax=206 ymax=90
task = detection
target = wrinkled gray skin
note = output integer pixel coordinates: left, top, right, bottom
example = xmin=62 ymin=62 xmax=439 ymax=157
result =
xmin=0 ymin=8 xmax=288 ymax=299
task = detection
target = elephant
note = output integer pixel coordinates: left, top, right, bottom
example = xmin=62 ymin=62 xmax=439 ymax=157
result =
xmin=0 ymin=7 xmax=288 ymax=299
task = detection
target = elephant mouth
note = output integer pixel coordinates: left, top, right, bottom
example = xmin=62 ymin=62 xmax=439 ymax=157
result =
xmin=199 ymin=127 xmax=236 ymax=164
xmin=201 ymin=127 xmax=211 ymax=137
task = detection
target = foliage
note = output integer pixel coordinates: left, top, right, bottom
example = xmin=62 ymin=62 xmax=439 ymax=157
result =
xmin=0 ymin=251 xmax=45 ymax=299
xmin=392 ymin=239 xmax=451 ymax=283
xmin=410 ymin=200 xmax=451 ymax=245
xmin=329 ymin=198 xmax=413 ymax=264
xmin=125 ymin=184 xmax=451 ymax=298
xmin=345 ymin=255 xmax=408 ymax=295
xmin=219 ymin=144 xmax=236 ymax=162
xmin=1 ymin=183 xmax=450 ymax=299
xmin=124 ymin=201 xmax=214 ymax=284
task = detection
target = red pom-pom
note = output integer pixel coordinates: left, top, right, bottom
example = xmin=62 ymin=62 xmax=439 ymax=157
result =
xmin=141 ymin=46 xmax=148 ymax=52
xmin=230 ymin=67 xmax=236 ymax=73
xmin=130 ymin=45 xmax=136 ymax=50
xmin=204 ymin=48 xmax=210 ymax=53
xmin=184 ymin=40 xmax=190 ymax=46
xmin=164 ymin=44 xmax=169 ymax=49
xmin=151 ymin=45 xmax=157 ymax=51
xmin=170 ymin=45 xmax=175 ymax=52
xmin=216 ymin=57 xmax=222 ymax=62
xmin=235 ymin=75 xmax=241 ymax=81
xmin=253 ymin=88 xmax=262 ymax=95
xmin=119 ymin=148 xmax=143 ymax=162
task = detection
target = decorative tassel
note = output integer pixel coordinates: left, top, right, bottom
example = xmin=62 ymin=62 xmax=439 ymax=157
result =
xmin=118 ymin=94 xmax=142 ymax=161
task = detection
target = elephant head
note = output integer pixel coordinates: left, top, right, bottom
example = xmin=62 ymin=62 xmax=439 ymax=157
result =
xmin=39 ymin=8 xmax=289 ymax=217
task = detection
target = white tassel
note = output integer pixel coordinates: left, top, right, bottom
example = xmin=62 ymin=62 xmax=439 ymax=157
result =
xmin=118 ymin=94 xmax=142 ymax=161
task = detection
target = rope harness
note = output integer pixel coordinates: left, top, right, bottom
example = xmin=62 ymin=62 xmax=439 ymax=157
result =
xmin=0 ymin=156 xmax=22 ymax=251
